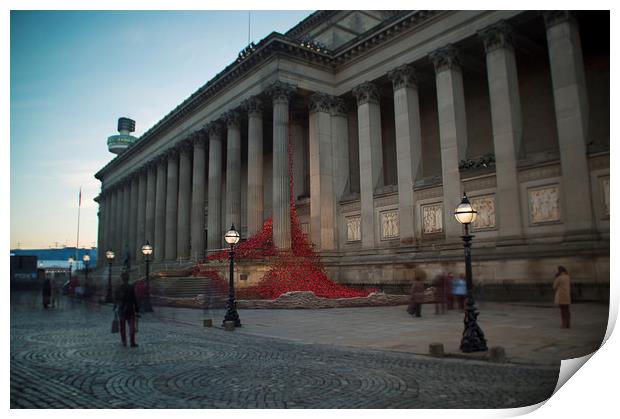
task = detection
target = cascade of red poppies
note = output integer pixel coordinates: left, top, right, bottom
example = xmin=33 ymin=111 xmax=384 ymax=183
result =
xmin=192 ymin=109 xmax=376 ymax=299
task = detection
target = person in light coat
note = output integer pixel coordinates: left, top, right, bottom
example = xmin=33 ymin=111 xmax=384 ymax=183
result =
xmin=553 ymin=266 xmax=572 ymax=329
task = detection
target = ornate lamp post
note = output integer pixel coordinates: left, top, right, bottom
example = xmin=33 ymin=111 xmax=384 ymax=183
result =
xmin=82 ymin=254 xmax=90 ymax=297
xmin=454 ymin=193 xmax=488 ymax=353
xmin=223 ymin=224 xmax=241 ymax=327
xmin=105 ymin=250 xmax=115 ymax=303
xmin=141 ymin=242 xmax=153 ymax=312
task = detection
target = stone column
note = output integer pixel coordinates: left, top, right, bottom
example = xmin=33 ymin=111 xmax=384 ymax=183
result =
xmin=389 ymin=64 xmax=423 ymax=245
xmin=207 ymin=121 xmax=224 ymax=252
xmin=353 ymin=82 xmax=383 ymax=249
xmin=430 ymin=45 xmax=467 ymax=240
xmin=177 ymin=139 xmax=193 ymax=260
xmin=225 ymin=110 xmax=242 ymax=231
xmin=331 ymin=97 xmax=350 ymax=201
xmin=128 ymin=174 xmax=139 ymax=262
xmin=544 ymin=11 xmax=594 ymax=235
xmin=291 ymin=112 xmax=305 ymax=202
xmin=100 ymin=192 xmax=109 ymax=256
xmin=308 ymin=92 xmax=336 ymax=251
xmin=480 ymin=21 xmax=523 ymax=239
xmin=145 ymin=162 xmax=157 ymax=249
xmin=96 ymin=196 xmax=103 ymax=267
xmin=245 ymin=97 xmax=264 ymax=237
xmin=136 ymin=167 xmax=148 ymax=257
xmin=115 ymin=185 xmax=124 ymax=262
xmin=268 ymin=81 xmax=295 ymax=250
xmin=191 ymin=131 xmax=207 ymax=260
xmin=121 ymin=180 xmax=131 ymax=258
xmin=100 ymin=191 xmax=109 ymax=256
xmin=165 ymin=148 xmax=179 ymax=260
xmin=108 ymin=187 xmax=118 ymax=258
xmin=154 ymin=155 xmax=167 ymax=261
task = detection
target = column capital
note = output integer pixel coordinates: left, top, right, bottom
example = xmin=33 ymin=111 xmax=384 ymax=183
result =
xmin=308 ymin=92 xmax=333 ymax=114
xmin=243 ymin=96 xmax=263 ymax=117
xmin=156 ymin=150 xmax=168 ymax=164
xmin=144 ymin=156 xmax=155 ymax=169
xmin=543 ymin=11 xmax=576 ymax=29
xmin=479 ymin=20 xmax=514 ymax=53
xmin=205 ymin=120 xmax=224 ymax=138
xmin=388 ymin=64 xmax=418 ymax=90
xmin=224 ymin=109 xmax=242 ymax=128
xmin=330 ymin=96 xmax=349 ymax=117
xmin=191 ymin=129 xmax=208 ymax=147
xmin=178 ymin=137 xmax=193 ymax=154
xmin=352 ymin=82 xmax=380 ymax=106
xmin=267 ymin=80 xmax=296 ymax=104
xmin=429 ymin=44 xmax=461 ymax=73
xmin=166 ymin=146 xmax=179 ymax=158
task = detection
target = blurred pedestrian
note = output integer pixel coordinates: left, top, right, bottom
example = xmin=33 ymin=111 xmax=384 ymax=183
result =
xmin=42 ymin=276 xmax=51 ymax=309
xmin=433 ymin=274 xmax=447 ymax=314
xmin=446 ymin=272 xmax=455 ymax=310
xmin=407 ymin=276 xmax=425 ymax=317
xmin=452 ymin=273 xmax=466 ymax=310
xmin=114 ymin=272 xmax=140 ymax=347
xmin=553 ymin=266 xmax=571 ymax=329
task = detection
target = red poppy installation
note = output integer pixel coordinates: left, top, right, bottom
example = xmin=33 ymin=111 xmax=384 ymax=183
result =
xmin=193 ymin=112 xmax=376 ymax=300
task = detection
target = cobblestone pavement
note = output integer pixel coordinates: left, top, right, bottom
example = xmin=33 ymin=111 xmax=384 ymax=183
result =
xmin=11 ymin=291 xmax=559 ymax=409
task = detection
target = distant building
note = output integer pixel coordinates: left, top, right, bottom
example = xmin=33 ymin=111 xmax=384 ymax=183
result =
xmin=10 ymin=247 xmax=98 ymax=270
xmin=10 ymin=255 xmax=38 ymax=281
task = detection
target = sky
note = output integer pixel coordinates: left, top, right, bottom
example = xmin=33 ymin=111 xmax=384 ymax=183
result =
xmin=10 ymin=10 xmax=313 ymax=250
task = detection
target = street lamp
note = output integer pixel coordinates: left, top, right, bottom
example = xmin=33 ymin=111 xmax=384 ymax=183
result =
xmin=82 ymin=254 xmax=90 ymax=297
xmin=141 ymin=241 xmax=154 ymax=312
xmin=68 ymin=257 xmax=74 ymax=277
xmin=454 ymin=193 xmax=488 ymax=353
xmin=105 ymin=250 xmax=115 ymax=303
xmin=223 ymin=224 xmax=241 ymax=327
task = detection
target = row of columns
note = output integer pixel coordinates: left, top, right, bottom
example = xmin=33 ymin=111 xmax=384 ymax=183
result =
xmin=96 ymin=12 xmax=594 ymax=265
xmin=343 ymin=12 xmax=593 ymax=248
xmin=97 ymin=81 xmax=296 ymax=265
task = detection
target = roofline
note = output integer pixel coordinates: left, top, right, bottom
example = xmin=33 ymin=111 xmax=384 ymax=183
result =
xmin=95 ymin=10 xmax=435 ymax=182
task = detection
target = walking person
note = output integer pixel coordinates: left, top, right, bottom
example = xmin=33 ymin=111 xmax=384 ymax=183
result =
xmin=446 ymin=272 xmax=455 ymax=310
xmin=42 ymin=276 xmax=52 ymax=309
xmin=452 ymin=273 xmax=466 ymax=310
xmin=433 ymin=274 xmax=447 ymax=315
xmin=553 ymin=266 xmax=572 ymax=329
xmin=407 ymin=276 xmax=425 ymax=317
xmin=114 ymin=272 xmax=140 ymax=347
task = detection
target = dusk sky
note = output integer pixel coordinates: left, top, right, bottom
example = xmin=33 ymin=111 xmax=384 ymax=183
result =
xmin=10 ymin=10 xmax=313 ymax=250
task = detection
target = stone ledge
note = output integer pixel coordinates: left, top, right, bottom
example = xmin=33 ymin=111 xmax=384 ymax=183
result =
xmin=151 ymin=291 xmax=410 ymax=310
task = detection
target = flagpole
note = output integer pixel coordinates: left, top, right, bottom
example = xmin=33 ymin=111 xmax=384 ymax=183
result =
xmin=76 ymin=187 xmax=82 ymax=264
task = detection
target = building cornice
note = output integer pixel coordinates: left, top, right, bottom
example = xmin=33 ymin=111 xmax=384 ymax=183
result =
xmin=95 ymin=10 xmax=440 ymax=182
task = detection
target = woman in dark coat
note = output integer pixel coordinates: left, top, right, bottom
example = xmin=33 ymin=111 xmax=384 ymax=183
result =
xmin=42 ymin=277 xmax=52 ymax=309
xmin=114 ymin=272 xmax=140 ymax=347
xmin=407 ymin=277 xmax=425 ymax=317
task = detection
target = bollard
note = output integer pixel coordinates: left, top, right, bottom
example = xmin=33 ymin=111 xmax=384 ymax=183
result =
xmin=203 ymin=319 xmax=213 ymax=327
xmin=489 ymin=346 xmax=506 ymax=363
xmin=429 ymin=343 xmax=445 ymax=357
xmin=224 ymin=321 xmax=236 ymax=331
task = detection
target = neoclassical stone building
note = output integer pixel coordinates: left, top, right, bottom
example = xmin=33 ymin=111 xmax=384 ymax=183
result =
xmin=94 ymin=10 xmax=609 ymax=296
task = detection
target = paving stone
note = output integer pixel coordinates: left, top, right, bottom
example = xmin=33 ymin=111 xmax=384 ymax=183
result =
xmin=11 ymin=291 xmax=559 ymax=409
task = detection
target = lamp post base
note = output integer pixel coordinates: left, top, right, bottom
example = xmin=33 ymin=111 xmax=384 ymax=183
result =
xmin=223 ymin=300 xmax=241 ymax=327
xmin=460 ymin=298 xmax=488 ymax=353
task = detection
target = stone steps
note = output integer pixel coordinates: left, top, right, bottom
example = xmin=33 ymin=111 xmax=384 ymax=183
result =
xmin=150 ymin=276 xmax=228 ymax=301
